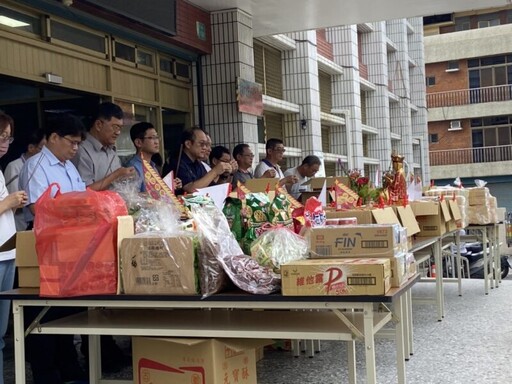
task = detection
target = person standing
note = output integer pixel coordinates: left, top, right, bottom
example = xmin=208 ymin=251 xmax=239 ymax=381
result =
xmin=284 ymin=155 xmax=321 ymax=199
xmin=0 ymin=112 xmax=28 ymax=384
xmin=209 ymin=145 xmax=238 ymax=185
xmin=126 ymin=122 xmax=182 ymax=192
xmin=72 ymin=102 xmax=135 ymax=191
xmin=169 ymin=127 xmax=232 ymax=194
xmin=4 ymin=129 xmax=45 ymax=230
xmin=18 ymin=114 xmax=88 ymax=384
xmin=253 ymin=138 xmax=298 ymax=188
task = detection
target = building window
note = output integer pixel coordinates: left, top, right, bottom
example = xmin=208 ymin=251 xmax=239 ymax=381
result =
xmin=454 ymin=16 xmax=470 ymax=31
xmin=50 ymin=20 xmax=106 ymax=54
xmin=429 ymin=133 xmax=439 ymax=143
xmin=0 ymin=5 xmax=41 ymax=35
xmin=114 ymin=41 xmax=136 ymax=63
xmin=447 ymin=61 xmax=459 ymax=71
xmin=426 ymin=76 xmax=436 ymax=86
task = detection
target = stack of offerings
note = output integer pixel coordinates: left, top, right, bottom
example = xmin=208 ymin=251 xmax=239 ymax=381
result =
xmin=467 ymin=187 xmax=498 ymax=225
xmin=281 ymin=221 xmax=413 ymax=296
xmin=424 ymin=187 xmax=469 ymax=228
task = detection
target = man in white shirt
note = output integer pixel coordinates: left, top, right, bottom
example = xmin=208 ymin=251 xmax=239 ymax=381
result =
xmin=284 ymin=155 xmax=321 ymax=199
xmin=4 ymin=130 xmax=45 ymax=230
xmin=254 ymin=138 xmax=297 ymax=188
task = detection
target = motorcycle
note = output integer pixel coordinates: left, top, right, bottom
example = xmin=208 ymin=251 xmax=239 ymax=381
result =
xmin=448 ymin=242 xmax=511 ymax=279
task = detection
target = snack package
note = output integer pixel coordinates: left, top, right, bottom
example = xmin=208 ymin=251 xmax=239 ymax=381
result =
xmin=334 ymin=179 xmax=359 ymax=210
xmin=223 ymin=197 xmax=244 ymax=241
xmin=190 ymin=203 xmax=280 ymax=295
xmin=242 ymin=193 xmax=271 ymax=254
xmin=250 ymin=227 xmax=308 ymax=273
xmin=268 ymin=190 xmax=293 ymax=227
xmin=303 ymin=197 xmax=326 ymax=227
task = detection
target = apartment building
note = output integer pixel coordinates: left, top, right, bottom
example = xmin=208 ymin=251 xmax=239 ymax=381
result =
xmin=0 ymin=1 xmax=429 ymax=187
xmin=203 ymin=15 xmax=429 ymax=183
xmin=424 ymin=6 xmax=512 ymax=210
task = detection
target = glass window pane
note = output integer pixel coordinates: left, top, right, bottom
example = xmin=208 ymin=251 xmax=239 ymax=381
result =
xmin=115 ymin=41 xmax=135 ymax=62
xmin=480 ymin=68 xmax=493 ymax=87
xmin=137 ymin=50 xmax=153 ymax=67
xmin=467 ymin=59 xmax=479 ymax=68
xmin=160 ymin=58 xmax=172 ymax=74
xmin=472 ymin=129 xmax=483 ymax=147
xmin=498 ymin=126 xmax=510 ymax=145
xmin=481 ymin=55 xmax=505 ymax=66
xmin=469 ymin=70 xmax=480 ymax=88
xmin=50 ymin=20 xmax=105 ymax=53
xmin=494 ymin=66 xmax=507 ymax=85
xmin=0 ymin=6 xmax=41 ymax=35
xmin=483 ymin=129 xmax=497 ymax=147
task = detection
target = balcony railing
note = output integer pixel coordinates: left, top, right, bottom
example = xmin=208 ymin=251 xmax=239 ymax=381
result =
xmin=430 ymin=144 xmax=512 ymax=166
xmin=427 ymin=84 xmax=512 ymax=108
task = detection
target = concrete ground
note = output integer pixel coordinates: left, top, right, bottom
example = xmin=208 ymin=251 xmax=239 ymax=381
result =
xmin=3 ymin=275 xmax=512 ymax=383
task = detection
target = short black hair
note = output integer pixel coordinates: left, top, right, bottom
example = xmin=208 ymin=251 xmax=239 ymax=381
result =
xmin=181 ymin=126 xmax=205 ymax=145
xmin=209 ymin=145 xmax=230 ymax=164
xmin=301 ymin=155 xmax=321 ymax=166
xmin=265 ymin=138 xmax=283 ymax=150
xmin=233 ymin=143 xmax=249 ymax=159
xmin=45 ymin=114 xmax=85 ymax=140
xmin=94 ymin=102 xmax=123 ymax=122
xmin=130 ymin=122 xmax=154 ymax=143
xmin=0 ymin=111 xmax=14 ymax=136
xmin=26 ymin=129 xmax=45 ymax=148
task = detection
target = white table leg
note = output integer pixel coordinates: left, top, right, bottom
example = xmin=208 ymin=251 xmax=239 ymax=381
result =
xmin=406 ymin=289 xmax=414 ymax=356
xmin=434 ymin=240 xmax=444 ymax=320
xmin=12 ymin=301 xmax=26 ymax=384
xmin=89 ymin=334 xmax=101 ymax=383
xmin=483 ymin=228 xmax=490 ymax=294
xmin=347 ymin=340 xmax=356 ymax=384
xmin=455 ymin=231 xmax=462 ymax=296
xmin=363 ymin=303 xmax=377 ymax=384
xmin=394 ymin=295 xmax=406 ymax=384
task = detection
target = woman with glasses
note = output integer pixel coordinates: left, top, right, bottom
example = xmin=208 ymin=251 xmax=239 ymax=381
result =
xmin=0 ymin=112 xmax=28 ymax=384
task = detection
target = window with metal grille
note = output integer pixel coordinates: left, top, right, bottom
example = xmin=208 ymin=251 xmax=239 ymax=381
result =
xmin=319 ymin=71 xmax=332 ymax=113
xmin=321 ymin=125 xmax=330 ymax=153
xmin=253 ymin=42 xmax=282 ymax=99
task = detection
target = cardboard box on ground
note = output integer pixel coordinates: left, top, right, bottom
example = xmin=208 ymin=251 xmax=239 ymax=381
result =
xmin=132 ymin=337 xmax=270 ymax=384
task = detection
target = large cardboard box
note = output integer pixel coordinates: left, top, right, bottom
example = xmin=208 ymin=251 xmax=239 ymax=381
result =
xmin=301 ymin=176 xmax=350 ymax=190
xmin=447 ymin=200 xmax=462 ymax=231
xmin=15 ymin=231 xmax=39 ymax=288
xmin=244 ymin=178 xmax=280 ymax=193
xmin=467 ymin=187 xmax=488 ymax=206
xmin=133 ymin=337 xmax=267 ymax=384
xmin=119 ymin=235 xmax=199 ymax=295
xmin=410 ymin=200 xmax=451 ymax=237
xmin=326 ymin=206 xmax=400 ymax=225
xmin=281 ymin=258 xmax=391 ymax=295
xmin=302 ymin=224 xmax=405 ymax=258
xmin=393 ymin=205 xmax=420 ymax=237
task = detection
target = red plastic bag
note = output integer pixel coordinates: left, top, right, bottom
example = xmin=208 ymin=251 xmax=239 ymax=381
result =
xmin=34 ymin=183 xmax=127 ymax=297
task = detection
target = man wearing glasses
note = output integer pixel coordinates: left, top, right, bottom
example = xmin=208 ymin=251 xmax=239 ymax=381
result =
xmin=127 ymin=122 xmax=182 ymax=192
xmin=168 ymin=127 xmax=232 ymax=194
xmin=18 ymin=114 xmax=89 ymax=384
xmin=72 ymin=102 xmax=135 ymax=191
xmin=254 ymin=138 xmax=298 ymax=188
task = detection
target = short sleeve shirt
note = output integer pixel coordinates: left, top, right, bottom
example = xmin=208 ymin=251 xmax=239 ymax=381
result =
xmin=170 ymin=153 xmax=207 ymax=189
xmin=125 ymin=154 xmax=157 ymax=193
xmin=71 ymin=133 xmax=121 ymax=187
xmin=19 ymin=146 xmax=86 ymax=222
xmin=254 ymin=159 xmax=284 ymax=179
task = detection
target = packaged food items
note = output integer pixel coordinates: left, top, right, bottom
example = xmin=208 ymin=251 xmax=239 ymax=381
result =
xmin=223 ymin=197 xmax=244 ymax=241
xmin=242 ymin=193 xmax=271 ymax=254
xmin=334 ymin=179 xmax=359 ymax=210
xmin=303 ymin=197 xmax=326 ymax=227
xmin=268 ymin=191 xmax=292 ymax=227
xmin=250 ymin=227 xmax=308 ymax=273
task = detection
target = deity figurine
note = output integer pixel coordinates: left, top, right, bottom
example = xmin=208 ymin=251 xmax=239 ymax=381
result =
xmin=386 ymin=151 xmax=408 ymax=205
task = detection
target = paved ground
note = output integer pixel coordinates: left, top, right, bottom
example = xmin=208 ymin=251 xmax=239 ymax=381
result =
xmin=4 ymin=275 xmax=512 ymax=383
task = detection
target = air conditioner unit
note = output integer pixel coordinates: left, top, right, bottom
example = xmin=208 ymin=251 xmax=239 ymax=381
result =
xmin=448 ymin=120 xmax=462 ymax=131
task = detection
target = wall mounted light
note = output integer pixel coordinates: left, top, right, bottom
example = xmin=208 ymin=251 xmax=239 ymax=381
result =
xmin=300 ymin=118 xmax=307 ymax=130
xmin=45 ymin=73 xmax=63 ymax=84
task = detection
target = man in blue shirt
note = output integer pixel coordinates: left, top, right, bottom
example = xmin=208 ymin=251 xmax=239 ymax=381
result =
xmin=18 ymin=114 xmax=88 ymax=384
xmin=126 ymin=122 xmax=182 ymax=192
xmin=169 ymin=127 xmax=232 ymax=194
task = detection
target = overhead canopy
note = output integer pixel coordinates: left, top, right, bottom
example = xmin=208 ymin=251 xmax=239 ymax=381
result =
xmin=188 ymin=0 xmax=509 ymax=37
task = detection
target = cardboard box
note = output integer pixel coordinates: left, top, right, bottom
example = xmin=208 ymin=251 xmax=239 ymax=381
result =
xmin=410 ymin=200 xmax=451 ymax=237
xmin=467 ymin=187 xmax=488 ymax=206
xmin=281 ymin=258 xmax=391 ymax=296
xmin=393 ymin=205 xmax=420 ymax=237
xmin=133 ymin=337 xmax=267 ymax=384
xmin=326 ymin=206 xmax=400 ymax=225
xmin=447 ymin=200 xmax=463 ymax=231
xmin=303 ymin=224 xmax=406 ymax=258
xmin=15 ymin=231 xmax=39 ymax=288
xmin=301 ymin=176 xmax=350 ymax=190
xmin=244 ymin=178 xmax=280 ymax=193
xmin=119 ymin=235 xmax=199 ymax=295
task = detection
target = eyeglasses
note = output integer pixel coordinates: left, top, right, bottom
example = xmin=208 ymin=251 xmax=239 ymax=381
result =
xmin=0 ymin=136 xmax=14 ymax=144
xmin=242 ymin=153 xmax=254 ymax=158
xmin=193 ymin=140 xmax=209 ymax=148
xmin=101 ymin=119 xmax=122 ymax=133
xmin=272 ymin=147 xmax=286 ymax=153
xmin=60 ymin=136 xmax=81 ymax=148
xmin=143 ymin=136 xmax=160 ymax=141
